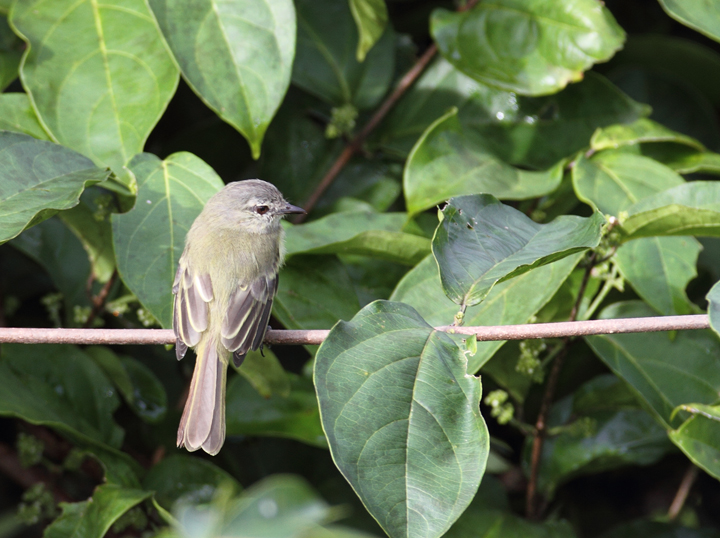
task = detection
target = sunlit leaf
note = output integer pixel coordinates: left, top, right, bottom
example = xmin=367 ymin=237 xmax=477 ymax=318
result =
xmin=349 ymin=0 xmax=388 ymax=62
xmin=658 ymin=0 xmax=720 ymax=44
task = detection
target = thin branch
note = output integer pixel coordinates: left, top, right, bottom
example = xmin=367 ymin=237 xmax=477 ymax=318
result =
xmin=83 ymin=269 xmax=118 ymax=328
xmin=0 ymin=315 xmax=710 ymax=345
xmin=668 ymin=464 xmax=699 ymax=521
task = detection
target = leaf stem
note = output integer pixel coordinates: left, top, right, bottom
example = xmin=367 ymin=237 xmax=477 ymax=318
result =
xmin=668 ymin=464 xmax=699 ymax=521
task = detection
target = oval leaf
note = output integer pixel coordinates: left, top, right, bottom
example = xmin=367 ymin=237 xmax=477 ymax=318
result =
xmin=315 ymin=300 xmax=489 ymax=538
xmin=11 ymin=0 xmax=179 ymax=175
xmin=430 ymin=0 xmax=625 ymax=96
xmin=111 ymin=152 xmax=224 ymax=328
xmin=433 ymin=194 xmax=604 ymax=307
xmin=148 ymin=0 xmax=295 ymax=159
xmin=404 ymin=108 xmax=563 ymax=215
xmin=0 ymin=132 xmax=110 ymax=244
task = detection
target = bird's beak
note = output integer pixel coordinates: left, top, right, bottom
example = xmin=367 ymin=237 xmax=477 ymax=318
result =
xmin=278 ymin=203 xmax=306 ymax=215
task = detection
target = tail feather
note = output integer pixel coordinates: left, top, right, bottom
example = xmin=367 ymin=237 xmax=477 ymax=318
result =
xmin=177 ymin=339 xmax=227 ymax=454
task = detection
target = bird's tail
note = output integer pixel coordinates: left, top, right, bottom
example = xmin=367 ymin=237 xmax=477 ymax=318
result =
xmin=177 ymin=337 xmax=227 ymax=455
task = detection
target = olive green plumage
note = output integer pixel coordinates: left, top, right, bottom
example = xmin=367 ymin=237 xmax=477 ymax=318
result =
xmin=172 ymin=179 xmax=304 ymax=455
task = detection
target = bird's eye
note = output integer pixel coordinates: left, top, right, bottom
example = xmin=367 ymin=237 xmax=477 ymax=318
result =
xmin=255 ymin=205 xmax=269 ymax=215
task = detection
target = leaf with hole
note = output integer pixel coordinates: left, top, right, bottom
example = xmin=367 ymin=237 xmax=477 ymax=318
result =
xmin=315 ymin=300 xmax=488 ymax=538
xmin=433 ymin=195 xmax=603 ymax=308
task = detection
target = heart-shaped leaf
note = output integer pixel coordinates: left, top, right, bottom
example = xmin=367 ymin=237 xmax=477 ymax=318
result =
xmin=315 ymin=300 xmax=488 ymax=538
xmin=148 ymin=0 xmax=295 ymax=159
xmin=11 ymin=0 xmax=179 ymax=176
xmin=433 ymin=194 xmax=604 ymax=308
xmin=111 ymin=153 xmax=224 ymax=328
xmin=0 ymin=132 xmax=110 ymax=244
xmin=430 ymin=0 xmax=625 ymax=96
xmin=404 ymin=108 xmax=564 ymax=216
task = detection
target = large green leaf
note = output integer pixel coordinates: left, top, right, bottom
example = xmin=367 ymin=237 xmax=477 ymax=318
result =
xmin=293 ymin=0 xmax=394 ymax=109
xmin=226 ymin=372 xmax=326 ymax=448
xmin=0 ymin=132 xmax=111 ymax=244
xmin=286 ymin=212 xmax=429 ymax=265
xmin=315 ymin=301 xmax=488 ymax=538
xmin=349 ymin=0 xmax=388 ymax=62
xmin=377 ymin=66 xmax=647 ymax=169
xmin=148 ymin=0 xmax=295 ymax=159
xmin=585 ymin=301 xmax=720 ymax=429
xmin=615 ymin=237 xmax=700 ymax=316
xmin=111 ymin=152 xmax=224 ymax=329
xmin=0 ymin=93 xmax=49 ymax=139
xmin=404 ymin=109 xmax=563 ymax=216
xmin=11 ymin=0 xmax=179 ymax=175
xmin=275 ymin=255 xmax=360 ymax=333
xmin=143 ymin=455 xmax=240 ymax=510
xmin=433 ymin=195 xmax=603 ymax=307
xmin=529 ymin=375 xmax=672 ymax=497
xmin=391 ymin=254 xmax=582 ymax=373
xmin=44 ymin=484 xmax=151 ymax=538
xmin=620 ymin=181 xmax=720 ymax=240
xmin=658 ymin=0 xmax=720 ymax=43
xmin=590 ymin=118 xmax=705 ymax=152
xmin=572 ymin=151 xmax=685 ymax=215
xmin=430 ymin=0 xmax=625 ymax=96
xmin=668 ymin=403 xmax=720 ymax=480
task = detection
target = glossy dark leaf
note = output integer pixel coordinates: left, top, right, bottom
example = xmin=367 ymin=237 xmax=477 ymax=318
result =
xmin=431 ymin=0 xmax=624 ymax=95
xmin=315 ymin=300 xmax=488 ymax=538
xmin=404 ymin=108 xmax=563 ymax=216
xmin=433 ymin=194 xmax=603 ymax=307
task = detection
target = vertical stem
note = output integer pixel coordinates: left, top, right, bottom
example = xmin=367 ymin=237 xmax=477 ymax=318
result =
xmin=668 ymin=465 xmax=699 ymax=521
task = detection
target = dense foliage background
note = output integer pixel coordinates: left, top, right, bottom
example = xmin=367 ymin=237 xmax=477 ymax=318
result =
xmin=3 ymin=0 xmax=720 ymax=537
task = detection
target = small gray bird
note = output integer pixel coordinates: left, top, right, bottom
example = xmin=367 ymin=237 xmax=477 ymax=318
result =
xmin=172 ymin=179 xmax=305 ymax=455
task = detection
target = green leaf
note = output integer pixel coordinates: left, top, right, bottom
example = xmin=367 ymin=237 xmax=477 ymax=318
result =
xmin=174 ymin=475 xmax=335 ymax=538
xmin=9 ymin=216 xmax=92 ymax=316
xmin=143 ymin=455 xmax=240 ymax=510
xmin=0 ymin=93 xmax=49 ymax=139
xmin=615 ymin=237 xmax=700 ymax=316
xmin=430 ymin=0 xmax=625 ymax=96
xmin=0 ymin=344 xmax=123 ymax=447
xmin=590 ymin=118 xmax=706 ymax=152
xmin=0 ymin=132 xmax=111 ymax=244
xmin=286 ymin=212 xmax=430 ymax=266
xmin=669 ymin=403 xmax=720 ymax=480
xmin=86 ymin=346 xmax=167 ymax=424
xmin=404 ymin=108 xmax=563 ymax=216
xmin=11 ymin=0 xmax=179 ymax=174
xmin=709 ymin=280 xmax=720 ymax=340
xmin=391 ymin=253 xmax=582 ymax=372
xmin=236 ymin=348 xmax=291 ymax=399
xmin=433 ymin=194 xmax=603 ymax=307
xmin=111 ymin=153 xmax=224 ymax=329
xmin=651 ymin=146 xmax=720 ymax=175
xmin=293 ymin=0 xmax=394 ymax=109
xmin=620 ymin=181 xmax=720 ymax=240
xmin=377 ymin=66 xmax=647 ymax=169
xmin=349 ymin=0 xmax=388 ymax=62
xmin=147 ymin=0 xmax=294 ymax=160
xmin=58 ymin=197 xmax=115 ymax=283
xmin=44 ymin=484 xmax=151 ymax=538
xmin=315 ymin=301 xmax=488 ymax=538
xmin=585 ymin=301 xmax=720 ymax=428
xmin=658 ymin=0 xmax=720 ymax=43
xmin=226 ymin=372 xmax=326 ymax=448
xmin=275 ymin=255 xmax=360 ymax=332
xmin=530 ymin=375 xmax=672 ymax=497
xmin=572 ymin=151 xmax=685 ymax=215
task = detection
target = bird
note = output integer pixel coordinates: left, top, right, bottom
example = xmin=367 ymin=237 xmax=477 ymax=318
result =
xmin=172 ymin=179 xmax=305 ymax=455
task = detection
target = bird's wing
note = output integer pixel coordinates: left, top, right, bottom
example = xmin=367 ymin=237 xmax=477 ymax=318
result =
xmin=220 ymin=273 xmax=278 ymax=366
xmin=172 ymin=261 xmax=213 ymax=360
